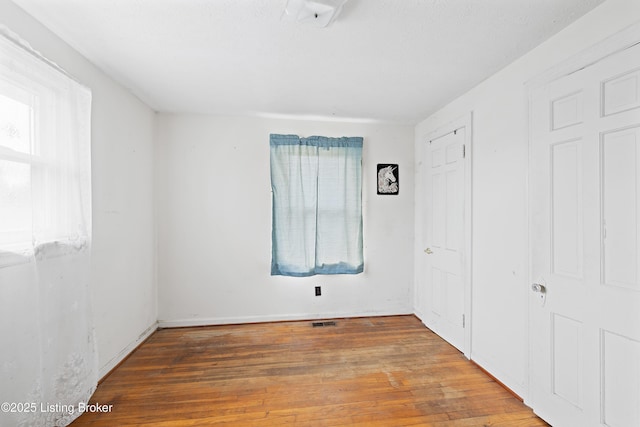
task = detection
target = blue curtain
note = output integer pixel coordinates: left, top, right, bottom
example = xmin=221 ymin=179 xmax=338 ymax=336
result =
xmin=270 ymin=134 xmax=363 ymax=277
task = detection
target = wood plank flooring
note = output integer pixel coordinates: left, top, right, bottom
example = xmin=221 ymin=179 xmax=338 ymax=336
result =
xmin=71 ymin=315 xmax=548 ymax=426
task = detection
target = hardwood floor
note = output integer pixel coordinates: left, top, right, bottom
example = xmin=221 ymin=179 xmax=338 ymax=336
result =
xmin=71 ymin=315 xmax=548 ymax=426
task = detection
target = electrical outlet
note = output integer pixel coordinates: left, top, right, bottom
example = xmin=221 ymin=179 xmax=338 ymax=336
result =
xmin=315 ymin=286 xmax=321 ymax=296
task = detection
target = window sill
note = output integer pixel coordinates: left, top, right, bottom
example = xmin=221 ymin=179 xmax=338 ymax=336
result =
xmin=0 ymin=248 xmax=31 ymax=268
xmin=0 ymin=237 xmax=89 ymax=269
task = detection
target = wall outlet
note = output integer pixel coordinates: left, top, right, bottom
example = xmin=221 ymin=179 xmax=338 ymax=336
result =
xmin=315 ymin=286 xmax=321 ymax=296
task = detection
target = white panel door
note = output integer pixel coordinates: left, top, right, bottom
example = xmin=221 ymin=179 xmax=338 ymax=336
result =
xmin=422 ymin=128 xmax=467 ymax=352
xmin=529 ymin=42 xmax=640 ymax=427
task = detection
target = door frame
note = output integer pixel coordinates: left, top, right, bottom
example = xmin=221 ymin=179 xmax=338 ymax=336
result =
xmin=419 ymin=112 xmax=473 ymax=359
xmin=525 ymin=21 xmax=640 ymax=407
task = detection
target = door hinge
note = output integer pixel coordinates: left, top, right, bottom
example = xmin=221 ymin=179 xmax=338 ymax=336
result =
xmin=462 ymin=144 xmax=466 ymax=158
xmin=462 ymin=314 xmax=466 ymax=328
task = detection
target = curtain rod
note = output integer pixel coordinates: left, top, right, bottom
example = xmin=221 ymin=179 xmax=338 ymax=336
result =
xmin=0 ymin=25 xmax=89 ymax=90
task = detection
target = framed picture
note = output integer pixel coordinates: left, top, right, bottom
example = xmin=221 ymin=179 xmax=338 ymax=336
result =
xmin=377 ymin=164 xmax=399 ymax=195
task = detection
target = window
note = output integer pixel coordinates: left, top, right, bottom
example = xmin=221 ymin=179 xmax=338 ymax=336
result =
xmin=0 ymin=84 xmax=35 ymax=249
xmin=270 ymin=134 xmax=363 ymax=276
xmin=0 ymin=34 xmax=92 ymax=265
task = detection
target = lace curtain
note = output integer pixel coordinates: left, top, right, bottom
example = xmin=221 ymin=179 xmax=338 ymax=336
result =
xmin=0 ymin=29 xmax=97 ymax=427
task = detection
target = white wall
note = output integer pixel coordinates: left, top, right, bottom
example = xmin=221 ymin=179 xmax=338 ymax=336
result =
xmin=156 ymin=114 xmax=414 ymax=326
xmin=0 ymin=1 xmax=157 ymax=377
xmin=414 ymin=0 xmax=640 ymax=398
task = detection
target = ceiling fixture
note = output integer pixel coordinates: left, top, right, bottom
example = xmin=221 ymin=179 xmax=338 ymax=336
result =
xmin=282 ymin=0 xmax=349 ymax=28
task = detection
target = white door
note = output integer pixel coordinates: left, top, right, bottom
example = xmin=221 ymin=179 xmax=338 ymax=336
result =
xmin=421 ymin=126 xmax=468 ymax=353
xmin=529 ymin=41 xmax=640 ymax=426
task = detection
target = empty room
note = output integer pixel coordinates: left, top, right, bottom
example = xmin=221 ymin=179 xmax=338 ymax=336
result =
xmin=1 ymin=0 xmax=639 ymax=426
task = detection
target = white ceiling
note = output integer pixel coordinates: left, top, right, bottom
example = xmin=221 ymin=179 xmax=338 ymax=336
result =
xmin=12 ymin=0 xmax=604 ymax=124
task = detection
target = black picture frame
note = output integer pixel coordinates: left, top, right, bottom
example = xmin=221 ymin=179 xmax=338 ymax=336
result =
xmin=377 ymin=164 xmax=399 ymax=195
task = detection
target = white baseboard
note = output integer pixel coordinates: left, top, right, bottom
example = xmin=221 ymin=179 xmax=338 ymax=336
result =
xmin=98 ymin=321 xmax=158 ymax=380
xmin=469 ymin=353 xmax=527 ymax=400
xmin=158 ymin=308 xmax=413 ymax=328
xmin=413 ymin=312 xmax=527 ymax=400
xmin=413 ymin=309 xmax=427 ymax=325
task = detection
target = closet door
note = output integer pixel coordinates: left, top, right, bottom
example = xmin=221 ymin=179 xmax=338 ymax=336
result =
xmin=420 ymin=121 xmax=471 ymax=356
xmin=529 ymin=42 xmax=640 ymax=427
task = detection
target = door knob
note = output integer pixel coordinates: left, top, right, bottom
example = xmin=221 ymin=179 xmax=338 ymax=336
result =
xmin=532 ymin=282 xmax=547 ymax=306
xmin=531 ymin=283 xmax=546 ymax=293
xmin=424 ymin=248 xmax=433 ymax=255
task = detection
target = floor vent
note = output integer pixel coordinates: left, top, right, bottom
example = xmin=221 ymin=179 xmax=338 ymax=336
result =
xmin=312 ymin=321 xmax=336 ymax=327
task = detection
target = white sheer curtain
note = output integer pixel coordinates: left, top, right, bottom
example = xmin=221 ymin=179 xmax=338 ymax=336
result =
xmin=0 ymin=29 xmax=97 ymax=427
